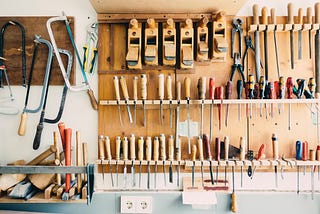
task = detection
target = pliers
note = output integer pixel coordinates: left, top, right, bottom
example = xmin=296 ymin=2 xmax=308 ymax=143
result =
xmin=242 ymin=35 xmax=263 ymax=71
xmin=231 ymin=18 xmax=243 ymax=58
xmin=83 ymin=22 xmax=98 ymax=74
xmin=230 ymin=52 xmax=245 ymax=86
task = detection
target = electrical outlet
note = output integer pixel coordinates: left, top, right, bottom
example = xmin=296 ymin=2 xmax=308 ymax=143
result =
xmin=136 ymin=196 xmax=152 ymax=213
xmin=120 ymin=196 xmax=135 ymax=213
xmin=120 ymin=196 xmax=153 ymax=213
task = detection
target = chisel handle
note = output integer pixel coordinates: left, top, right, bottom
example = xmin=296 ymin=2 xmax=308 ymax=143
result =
xmin=105 ymin=136 xmax=112 ymax=160
xmin=138 ymin=137 xmax=144 ymax=161
xmin=307 ymin=7 xmax=312 ymax=24
xmin=298 ymin=8 xmax=303 ymax=24
xmin=302 ymin=141 xmax=309 ymax=161
xmin=58 ymin=122 xmax=66 ymax=151
xmin=176 ymin=81 xmax=181 ymax=101
xmin=287 ymin=3 xmax=294 ymax=24
xmin=215 ymin=138 xmax=221 ymax=161
xmin=310 ymin=149 xmax=316 ymax=161
xmin=198 ymin=136 xmax=204 ymax=161
xmin=316 ymin=145 xmax=320 ymax=161
xmin=130 ymin=134 xmax=136 ymax=160
xmin=192 ymin=144 xmax=197 ymax=161
xmin=253 ymin=4 xmax=260 ymax=25
xmin=120 ymin=76 xmax=129 ymax=100
xmin=184 ymin=77 xmax=191 ymax=99
xmin=270 ymin=8 xmax=276 ymax=25
xmin=167 ymin=75 xmax=173 ymax=100
xmin=122 ymin=137 xmax=128 ymax=161
xmin=226 ymin=81 xmax=232 ymax=99
xmin=113 ymin=76 xmax=121 ymax=101
xmin=239 ymin=137 xmax=246 ymax=161
xmin=153 ymin=137 xmax=159 ymax=161
xmin=158 ymin=73 xmax=164 ymax=100
xmin=64 ymin=128 xmax=72 ymax=192
xmin=168 ymin=135 xmax=174 ymax=161
xmin=224 ymin=136 xmax=229 ymax=160
xmin=261 ymin=6 xmax=268 ymax=25
xmin=209 ymin=78 xmax=215 ymax=100
xmin=272 ymin=133 xmax=279 ymax=160
xmin=231 ymin=193 xmax=237 ymax=213
xmin=98 ymin=135 xmax=105 ymax=160
xmin=18 ymin=112 xmax=27 ymax=136
xmin=146 ymin=136 xmax=152 ymax=161
xmin=115 ymin=136 xmax=121 ymax=161
xmin=286 ymin=77 xmax=294 ymax=99
xmin=198 ymin=76 xmax=206 ymax=100
xmin=160 ymin=134 xmax=166 ymax=161
xmin=257 ymin=144 xmax=266 ymax=160
xmin=133 ymin=76 xmax=138 ymax=101
xmin=203 ymin=134 xmax=212 ymax=160
xmin=140 ymin=74 xmax=147 ymax=100
xmin=316 ymin=3 xmax=320 ymax=24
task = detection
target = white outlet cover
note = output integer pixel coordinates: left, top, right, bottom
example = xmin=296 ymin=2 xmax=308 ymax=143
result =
xmin=120 ymin=196 xmax=136 ymax=213
xmin=120 ymin=195 xmax=153 ymax=214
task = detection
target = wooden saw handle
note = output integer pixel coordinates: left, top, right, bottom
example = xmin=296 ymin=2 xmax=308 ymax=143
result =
xmin=18 ymin=112 xmax=27 ymax=136
xmin=87 ymin=88 xmax=98 ymax=110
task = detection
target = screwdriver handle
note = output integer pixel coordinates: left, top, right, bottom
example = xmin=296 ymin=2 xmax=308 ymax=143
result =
xmin=310 ymin=149 xmax=316 ymax=161
xmin=130 ymin=134 xmax=136 ymax=160
xmin=133 ymin=76 xmax=138 ymax=101
xmin=120 ymin=76 xmax=130 ymax=100
xmin=115 ymin=136 xmax=121 ymax=160
xmin=158 ymin=74 xmax=165 ymax=100
xmin=287 ymin=3 xmax=294 ymax=24
xmin=140 ymin=74 xmax=147 ymax=100
xmin=302 ymin=141 xmax=309 ymax=161
xmin=198 ymin=136 xmax=204 ymax=161
xmin=215 ymin=137 xmax=221 ymax=161
xmin=248 ymin=74 xmax=255 ymax=99
xmin=279 ymin=76 xmax=285 ymax=99
xmin=316 ymin=145 xmax=320 ymax=161
xmin=122 ymin=137 xmax=128 ymax=161
xmin=167 ymin=75 xmax=173 ymax=100
xmin=224 ymin=136 xmax=229 ymax=160
xmin=176 ymin=81 xmax=181 ymax=101
xmin=192 ymin=144 xmax=197 ymax=161
xmin=138 ymin=136 xmax=144 ymax=161
xmin=296 ymin=141 xmax=302 ymax=160
xmin=316 ymin=3 xmax=320 ymax=24
xmin=146 ymin=136 xmax=152 ymax=161
xmin=198 ymin=76 xmax=206 ymax=100
xmin=209 ymin=77 xmax=215 ymax=100
xmin=308 ymin=77 xmax=316 ymax=96
xmin=203 ymin=134 xmax=212 ymax=160
xmin=269 ymin=82 xmax=276 ymax=99
xmin=113 ymin=76 xmax=121 ymax=101
xmin=160 ymin=134 xmax=166 ymax=161
xmin=307 ymin=7 xmax=312 ymax=24
xmin=286 ymin=77 xmax=294 ymax=99
xmin=298 ymin=8 xmax=303 ymax=24
xmin=105 ymin=136 xmax=112 ymax=160
xmin=184 ymin=77 xmax=191 ymax=99
xmin=239 ymin=137 xmax=246 ymax=161
xmin=231 ymin=193 xmax=238 ymax=213
xmin=257 ymin=144 xmax=266 ymax=161
xmin=153 ymin=137 xmax=159 ymax=161
xmin=253 ymin=4 xmax=260 ymax=25
xmin=261 ymin=6 xmax=268 ymax=25
xmin=226 ymin=81 xmax=232 ymax=99
xmin=237 ymin=80 xmax=243 ymax=99
xmin=98 ymin=135 xmax=105 ymax=160
xmin=168 ymin=135 xmax=174 ymax=161
xmin=270 ymin=8 xmax=276 ymax=25
xmin=259 ymin=76 xmax=265 ymax=99
xmin=272 ymin=133 xmax=279 ymax=160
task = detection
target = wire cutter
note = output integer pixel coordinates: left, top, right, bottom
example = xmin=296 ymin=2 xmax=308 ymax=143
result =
xmin=230 ymin=53 xmax=245 ymax=85
xmin=231 ymin=18 xmax=243 ymax=59
xmin=83 ymin=22 xmax=98 ymax=74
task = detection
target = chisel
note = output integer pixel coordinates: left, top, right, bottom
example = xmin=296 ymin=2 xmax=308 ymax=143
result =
xmin=113 ymin=76 xmax=123 ymax=126
xmin=167 ymin=75 xmax=173 ymax=128
xmin=253 ymin=4 xmax=261 ymax=82
xmin=261 ymin=6 xmax=269 ymax=81
xmin=215 ymin=86 xmax=224 ymax=131
xmin=296 ymin=140 xmax=302 ymax=194
xmin=153 ymin=136 xmax=159 ymax=189
xmin=129 ymin=134 xmax=136 ymax=187
xmin=191 ymin=144 xmax=197 ymax=188
xmin=272 ymin=133 xmax=279 ymax=188
xmin=160 ymin=134 xmax=167 ymax=186
xmin=287 ymin=3 xmax=295 ymax=69
xmin=115 ymin=136 xmax=121 ymax=187
xmin=141 ymin=74 xmax=147 ymax=127
xmin=176 ymin=81 xmax=181 ymax=145
xmin=307 ymin=7 xmax=312 ymax=59
xmin=138 ymin=136 xmax=144 ymax=188
xmin=168 ymin=135 xmax=174 ymax=183
xmin=204 ymin=134 xmax=214 ymax=184
xmin=105 ymin=136 xmax=114 ymax=187
xmin=133 ymin=76 xmax=138 ymax=127
xmin=159 ymin=73 xmax=164 ymax=125
xmin=239 ymin=136 xmax=246 ymax=187
xmin=122 ymin=136 xmax=129 ymax=189
xmin=198 ymin=136 xmax=204 ymax=186
xmin=146 ymin=136 xmax=152 ymax=189
xmin=98 ymin=135 xmax=105 ymax=183
xmin=215 ymin=137 xmax=221 ymax=184
xmin=184 ymin=77 xmax=191 ymax=154
xmin=224 ymin=136 xmax=229 ymax=186
xmin=119 ymin=76 xmax=133 ymax=124
xmin=286 ymin=77 xmax=294 ymax=130
xmin=198 ymin=77 xmax=206 ymax=136
xmin=270 ymin=8 xmax=280 ymax=78
xmin=176 ymin=137 xmax=181 ymax=187
xmin=298 ymin=8 xmax=303 ymax=60
xmin=225 ymin=81 xmax=232 ymax=127
xmin=209 ymin=78 xmax=215 ymax=143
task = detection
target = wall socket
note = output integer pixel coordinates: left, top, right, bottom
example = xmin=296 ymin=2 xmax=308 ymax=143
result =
xmin=120 ymin=196 xmax=153 ymax=213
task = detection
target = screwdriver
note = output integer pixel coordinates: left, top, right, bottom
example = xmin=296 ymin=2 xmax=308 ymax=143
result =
xmin=302 ymin=141 xmax=308 ymax=176
xmin=115 ymin=136 xmax=121 ymax=187
xmin=225 ymin=81 xmax=232 ymax=127
xmin=209 ymin=78 xmax=215 ymax=144
xmin=133 ymin=76 xmax=138 ymax=127
xmin=113 ymin=76 xmax=123 ymax=126
xmin=296 ymin=140 xmax=302 ymax=194
xmin=286 ymin=77 xmax=294 ymax=130
xmin=129 ymin=134 xmax=136 ymax=187
xmin=215 ymin=86 xmax=224 ymax=131
xmin=160 ymin=134 xmax=167 ymax=187
xmin=176 ymin=137 xmax=181 ymax=187
xmin=237 ymin=80 xmax=243 ymax=121
xmin=224 ymin=136 xmax=229 ymax=186
xmin=138 ymin=136 xmax=144 ymax=188
xmin=272 ymin=133 xmax=279 ymax=188
xmin=159 ymin=74 xmax=165 ymax=125
xmin=258 ymin=76 xmax=265 ymax=118
xmin=269 ymin=82 xmax=276 ymax=118
xmin=119 ymin=76 xmax=133 ymax=124
xmin=239 ymin=136 xmax=246 ymax=187
xmin=122 ymin=136 xmax=129 ymax=189
xmin=98 ymin=135 xmax=105 ymax=183
xmin=278 ymin=76 xmax=285 ymax=114
xmin=198 ymin=77 xmax=206 ymax=136
xmin=248 ymin=74 xmax=254 ymax=119
xmin=105 ymin=136 xmax=114 ymax=187
xmin=204 ymin=134 xmax=214 ymax=184
xmin=215 ymin=137 xmax=221 ymax=184
xmin=146 ymin=136 xmax=152 ymax=189
xmin=198 ymin=136 xmax=204 ymax=186
xmin=167 ymin=75 xmax=173 ymax=128
xmin=141 ymin=74 xmax=147 ymax=127
xmin=251 ymin=144 xmax=266 ymax=179
xmin=168 ymin=135 xmax=174 ymax=183
xmin=175 ymin=81 xmax=181 ymax=145
xmin=191 ymin=144 xmax=197 ymax=188
xmin=310 ymin=149 xmax=316 ymax=199
xmin=184 ymin=77 xmax=191 ymax=154
xmin=153 ymin=136 xmax=159 ymax=189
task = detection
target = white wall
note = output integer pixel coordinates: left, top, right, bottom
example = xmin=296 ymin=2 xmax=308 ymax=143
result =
xmin=0 ymin=0 xmax=98 ymax=163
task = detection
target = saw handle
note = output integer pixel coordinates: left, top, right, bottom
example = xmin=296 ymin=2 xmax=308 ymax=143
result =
xmin=18 ymin=112 xmax=27 ymax=136
xmin=32 ymin=118 xmax=44 ymax=150
xmin=87 ymin=88 xmax=98 ymax=110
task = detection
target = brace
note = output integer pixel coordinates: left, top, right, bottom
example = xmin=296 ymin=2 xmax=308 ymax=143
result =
xmin=0 ymin=20 xmax=26 ymax=87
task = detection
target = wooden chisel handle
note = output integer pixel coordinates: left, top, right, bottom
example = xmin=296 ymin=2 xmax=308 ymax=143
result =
xmin=160 ymin=134 xmax=166 ymax=161
xmin=130 ymin=134 xmax=136 ymax=160
xmin=27 ymin=145 xmax=57 ymax=165
xmin=140 ymin=74 xmax=147 ymax=100
xmin=270 ymin=8 xmax=276 ymax=25
xmin=231 ymin=192 xmax=237 ymax=213
xmin=98 ymin=135 xmax=105 ymax=160
xmin=224 ymin=136 xmax=229 ymax=160
xmin=198 ymin=76 xmax=206 ymax=100
xmin=203 ymin=134 xmax=212 ymax=160
xmin=184 ymin=77 xmax=191 ymax=99
xmin=113 ymin=76 xmax=121 ymax=101
xmin=82 ymin=142 xmax=88 ymax=182
xmin=115 ymin=136 xmax=121 ymax=161
xmin=176 ymin=138 xmax=181 ymax=161
xmin=58 ymin=122 xmax=66 ymax=151
xmin=153 ymin=137 xmax=159 ymax=161
xmin=168 ymin=135 xmax=174 ymax=161
xmin=167 ymin=75 xmax=172 ymax=100
xmin=253 ymin=4 xmax=260 ymax=25
xmin=158 ymin=74 xmax=164 ymax=100
xmin=215 ymin=138 xmax=221 ymax=161
xmin=18 ymin=112 xmax=27 ymax=136
xmin=307 ymin=7 xmax=312 ymax=24
xmin=261 ymin=6 xmax=268 ymax=25
xmin=120 ymin=76 xmax=129 ymax=100
xmin=87 ymin=88 xmax=98 ymax=110
xmin=192 ymin=144 xmax=197 ymax=161
xmin=287 ymin=3 xmax=294 ymax=24
xmin=138 ymin=137 xmax=144 ymax=161
xmin=198 ymin=136 xmax=204 ymax=161
xmin=209 ymin=78 xmax=215 ymax=100
xmin=122 ymin=137 xmax=129 ymax=161
xmin=257 ymin=144 xmax=266 ymax=160
xmin=239 ymin=137 xmax=246 ymax=161
xmin=298 ymin=8 xmax=303 ymax=24
xmin=133 ymin=76 xmax=138 ymax=101
xmin=176 ymin=81 xmax=181 ymax=101
xmin=105 ymin=136 xmax=112 ymax=160
xmin=272 ymin=133 xmax=279 ymax=160
xmin=146 ymin=136 xmax=152 ymax=161
xmin=302 ymin=141 xmax=309 ymax=161
xmin=316 ymin=3 xmax=320 ymax=24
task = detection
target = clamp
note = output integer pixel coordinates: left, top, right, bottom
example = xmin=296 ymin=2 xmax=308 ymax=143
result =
xmin=230 ymin=53 xmax=245 ymax=86
xmin=231 ymin=18 xmax=243 ymax=58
